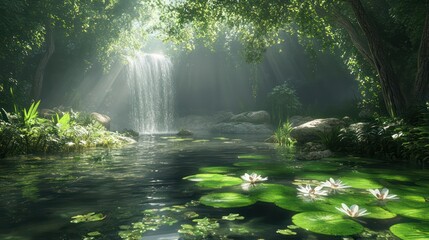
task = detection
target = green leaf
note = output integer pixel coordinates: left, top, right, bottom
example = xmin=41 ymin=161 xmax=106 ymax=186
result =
xmin=237 ymin=154 xmax=269 ymax=160
xmin=199 ymin=166 xmax=236 ymax=174
xmin=183 ymin=174 xmax=242 ymax=188
xmin=385 ymin=199 xmax=429 ymax=220
xmin=70 ymin=212 xmax=106 ymax=223
xmin=200 ymin=192 xmax=256 ymax=208
xmin=276 ymin=229 xmax=297 ymax=235
xmin=292 ymin=211 xmax=364 ymax=236
xmin=250 ymin=183 xmax=295 ymax=203
xmin=390 ymin=223 xmax=429 ymax=240
xmin=221 ymin=213 xmax=244 ymax=221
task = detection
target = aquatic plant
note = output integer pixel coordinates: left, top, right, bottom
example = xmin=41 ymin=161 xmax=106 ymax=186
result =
xmin=368 ymin=188 xmax=398 ymax=200
xmin=240 ymin=173 xmax=267 ymax=183
xmin=70 ymin=212 xmax=106 ymax=223
xmin=321 ymin=178 xmax=351 ymax=190
xmin=273 ymin=120 xmax=296 ymax=147
xmin=336 ymin=203 xmax=369 ymax=217
xmin=296 ymin=184 xmax=328 ymax=198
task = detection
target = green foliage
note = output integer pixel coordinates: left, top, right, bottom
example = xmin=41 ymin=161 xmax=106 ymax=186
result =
xmin=273 ymin=120 xmax=296 ymax=148
xmin=178 ymin=218 xmax=220 ymax=240
xmin=0 ymin=103 xmax=133 ymax=158
xmin=22 ymin=100 xmax=40 ymax=126
xmin=338 ymin=107 xmax=429 ymax=165
xmin=318 ymin=126 xmax=341 ymax=151
xmin=267 ymin=82 xmax=302 ymax=124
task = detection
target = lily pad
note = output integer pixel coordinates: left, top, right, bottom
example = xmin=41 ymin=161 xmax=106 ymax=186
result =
xmin=275 ymin=196 xmax=329 ymax=212
xmin=183 ymin=174 xmax=242 ymax=188
xmin=70 ymin=212 xmax=106 ymax=223
xmin=250 ymin=184 xmax=295 ymax=203
xmin=192 ymin=139 xmax=210 ymax=143
xmin=199 ymin=166 xmax=236 ymax=174
xmin=299 ymin=162 xmax=341 ymax=172
xmin=390 ymin=222 xmax=429 ymax=240
xmin=276 ymin=229 xmax=297 ymax=235
xmin=338 ymin=176 xmax=382 ymax=189
xmin=292 ymin=211 xmax=364 ymax=236
xmin=200 ymin=193 xmax=256 ymax=208
xmin=221 ymin=213 xmax=244 ymax=221
xmin=364 ymin=206 xmax=396 ymax=219
xmin=237 ymin=154 xmax=269 ymax=160
xmin=385 ymin=199 xmax=429 ymax=220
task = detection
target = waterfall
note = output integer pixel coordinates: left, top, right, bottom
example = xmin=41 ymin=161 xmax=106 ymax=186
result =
xmin=126 ymin=53 xmax=174 ymax=134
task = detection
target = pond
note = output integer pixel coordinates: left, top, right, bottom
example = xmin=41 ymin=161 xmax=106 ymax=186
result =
xmin=0 ymin=134 xmax=428 ymax=240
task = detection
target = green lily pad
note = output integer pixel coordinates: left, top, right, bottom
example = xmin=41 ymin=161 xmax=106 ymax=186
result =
xmin=296 ymin=172 xmax=334 ymax=181
xmin=385 ymin=199 xmax=429 ymax=220
xmin=192 ymin=139 xmax=210 ymax=143
xmin=221 ymin=213 xmax=244 ymax=221
xmin=364 ymin=206 xmax=396 ymax=219
xmin=199 ymin=166 xmax=236 ymax=174
xmin=390 ymin=222 xmax=429 ymax=240
xmin=183 ymin=174 xmax=242 ymax=188
xmin=213 ymin=137 xmax=229 ymax=141
xmin=338 ymin=176 xmax=382 ymax=189
xmin=168 ymin=138 xmax=193 ymax=142
xmin=70 ymin=212 xmax=106 ymax=223
xmin=200 ymin=193 xmax=256 ymax=208
xmin=250 ymin=184 xmax=295 ymax=203
xmin=275 ymin=196 xmax=329 ymax=212
xmin=292 ymin=212 xmax=364 ymax=236
xmin=276 ymin=229 xmax=297 ymax=235
xmin=237 ymin=154 xmax=269 ymax=160
xmin=299 ymin=162 xmax=341 ymax=172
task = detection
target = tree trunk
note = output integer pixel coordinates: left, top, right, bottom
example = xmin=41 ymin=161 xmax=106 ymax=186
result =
xmin=348 ymin=0 xmax=407 ymax=117
xmin=31 ymin=27 xmax=55 ymax=100
xmin=414 ymin=9 xmax=429 ymax=104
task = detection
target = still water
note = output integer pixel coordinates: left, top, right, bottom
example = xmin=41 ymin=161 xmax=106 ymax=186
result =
xmin=0 ymin=134 xmax=427 ymax=239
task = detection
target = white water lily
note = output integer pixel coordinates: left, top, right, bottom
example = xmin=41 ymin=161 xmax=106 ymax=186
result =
xmin=240 ymin=173 xmax=267 ymax=184
xmin=368 ymin=188 xmax=398 ymax=200
xmin=321 ymin=178 xmax=351 ymax=190
xmin=297 ymin=184 xmax=328 ymax=198
xmin=336 ymin=203 xmax=369 ymax=217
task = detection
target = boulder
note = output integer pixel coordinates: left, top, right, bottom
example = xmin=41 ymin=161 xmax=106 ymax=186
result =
xmin=175 ymin=112 xmax=234 ymax=132
xmin=229 ymin=111 xmax=270 ymax=124
xmin=289 ymin=116 xmax=314 ymax=127
xmin=210 ymin=122 xmax=273 ymax=135
xmin=177 ymin=129 xmax=193 ymax=136
xmin=290 ymin=118 xmax=345 ymax=143
xmin=91 ymin=112 xmax=111 ymax=130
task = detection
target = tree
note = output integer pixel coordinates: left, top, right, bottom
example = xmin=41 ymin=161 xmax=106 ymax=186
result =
xmin=162 ymin=0 xmax=429 ymax=117
xmin=1 ymin=0 xmax=156 ymax=103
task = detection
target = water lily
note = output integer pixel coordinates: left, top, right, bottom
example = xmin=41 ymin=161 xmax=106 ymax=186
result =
xmin=321 ymin=178 xmax=351 ymax=190
xmin=368 ymin=188 xmax=398 ymax=200
xmin=240 ymin=173 xmax=267 ymax=184
xmin=336 ymin=203 xmax=369 ymax=217
xmin=297 ymin=184 xmax=328 ymax=198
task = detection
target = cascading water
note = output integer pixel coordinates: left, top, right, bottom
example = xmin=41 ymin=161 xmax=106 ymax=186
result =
xmin=125 ymin=52 xmax=174 ymax=134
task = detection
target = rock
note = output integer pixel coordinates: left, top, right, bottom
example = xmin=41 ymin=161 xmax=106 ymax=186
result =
xmin=229 ymin=111 xmax=270 ymax=124
xmin=210 ymin=122 xmax=273 ymax=135
xmin=290 ymin=118 xmax=345 ymax=143
xmin=175 ymin=112 xmax=233 ymax=132
xmin=289 ymin=116 xmax=314 ymax=127
xmin=177 ymin=129 xmax=193 ymax=136
xmin=91 ymin=112 xmax=111 ymax=130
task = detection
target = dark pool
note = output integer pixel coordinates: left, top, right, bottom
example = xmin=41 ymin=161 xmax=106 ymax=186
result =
xmin=0 ymin=134 xmax=427 ymax=240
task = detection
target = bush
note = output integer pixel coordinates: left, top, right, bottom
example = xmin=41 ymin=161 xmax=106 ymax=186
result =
xmin=267 ymin=82 xmax=301 ymax=124
xmin=0 ymin=102 xmax=134 ymax=158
